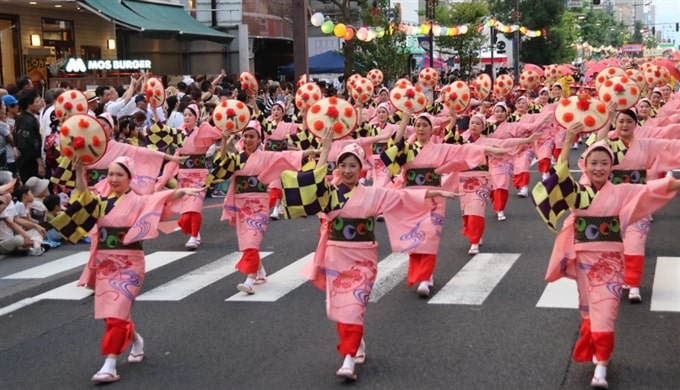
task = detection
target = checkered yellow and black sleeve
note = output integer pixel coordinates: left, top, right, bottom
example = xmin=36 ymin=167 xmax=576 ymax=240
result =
xmin=443 ymin=123 xmax=462 ymax=145
xmin=50 ymin=156 xmax=76 ymax=189
xmin=531 ymin=160 xmax=596 ymax=232
xmin=50 ymin=189 xmax=103 ymax=244
xmin=143 ymin=123 xmax=186 ymax=151
xmin=425 ymin=101 xmax=443 ymax=116
xmin=381 ymin=137 xmax=415 ymax=177
xmin=288 ymin=129 xmax=321 ymax=152
xmin=281 ymin=165 xmax=330 ymax=219
xmin=206 ymin=150 xmax=240 ymax=188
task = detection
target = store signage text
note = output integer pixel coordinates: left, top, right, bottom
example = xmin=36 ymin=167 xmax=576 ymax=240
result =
xmin=64 ymin=58 xmax=152 ymax=72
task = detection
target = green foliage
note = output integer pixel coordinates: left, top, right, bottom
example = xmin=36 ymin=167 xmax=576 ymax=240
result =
xmin=434 ymin=0 xmax=488 ymax=79
xmin=488 ymin=0 xmax=569 ymax=65
xmin=353 ymin=0 xmax=410 ymax=83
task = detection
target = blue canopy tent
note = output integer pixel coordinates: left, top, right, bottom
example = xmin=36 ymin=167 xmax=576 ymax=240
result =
xmin=279 ymin=50 xmax=345 ymax=75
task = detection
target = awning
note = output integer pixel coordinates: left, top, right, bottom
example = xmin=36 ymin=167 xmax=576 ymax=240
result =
xmin=78 ymin=0 xmax=233 ymax=43
xmin=123 ymin=0 xmax=233 ymax=43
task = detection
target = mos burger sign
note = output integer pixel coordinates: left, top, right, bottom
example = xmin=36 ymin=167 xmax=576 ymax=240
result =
xmin=64 ymin=58 xmax=152 ymax=72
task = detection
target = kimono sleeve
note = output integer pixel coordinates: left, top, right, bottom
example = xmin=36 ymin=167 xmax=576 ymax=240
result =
xmin=531 ymin=159 xmax=593 ymax=232
xmin=281 ymin=165 xmax=331 ymax=219
xmin=380 ymin=137 xmax=410 ymax=177
xmin=50 ymin=188 xmax=103 ymax=244
xmin=123 ymin=190 xmax=177 ymax=244
xmin=619 ymin=178 xmax=676 ymax=231
xmin=436 ymin=143 xmax=488 ymax=174
xmin=287 ymin=129 xmax=321 ymax=151
xmin=50 ymin=156 xmax=77 ymax=189
xmin=206 ymin=150 xmax=239 ymax=187
xmin=257 ymin=151 xmax=304 ymax=184
xmin=144 ymin=122 xmax=186 ymax=151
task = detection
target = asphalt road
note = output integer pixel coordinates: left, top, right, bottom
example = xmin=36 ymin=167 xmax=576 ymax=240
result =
xmin=1 ymin=160 xmax=679 ymax=390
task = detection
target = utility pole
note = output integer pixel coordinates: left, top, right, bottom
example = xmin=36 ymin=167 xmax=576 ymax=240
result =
xmin=426 ymin=0 xmax=438 ymax=68
xmin=512 ymin=0 xmax=521 ymax=84
xmin=292 ymin=0 xmax=309 ymax=80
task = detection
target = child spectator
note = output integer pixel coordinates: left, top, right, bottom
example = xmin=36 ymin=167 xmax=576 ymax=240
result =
xmin=42 ymin=194 xmax=64 ymax=244
xmin=0 ymin=192 xmax=44 ymax=256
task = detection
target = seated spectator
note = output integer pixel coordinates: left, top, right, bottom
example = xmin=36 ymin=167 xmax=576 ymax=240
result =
xmin=11 ymin=185 xmax=47 ymax=251
xmin=42 ymin=193 xmax=64 ymax=244
xmin=0 ymin=192 xmax=44 ymax=256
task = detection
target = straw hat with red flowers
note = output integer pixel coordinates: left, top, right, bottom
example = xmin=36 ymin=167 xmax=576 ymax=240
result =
xmin=239 ymin=71 xmax=259 ymax=97
xmin=472 ymin=73 xmax=492 ymax=100
xmin=594 ymin=67 xmax=627 ymax=91
xmin=54 ymin=90 xmax=89 ymax=122
xmin=212 ymin=99 xmax=252 ymax=134
xmin=390 ymin=83 xmax=427 ymax=113
xmin=554 ymin=94 xmax=610 ymax=133
xmin=144 ymin=77 xmax=166 ymax=107
xmin=305 ymin=97 xmax=357 ymax=140
xmin=295 ymin=82 xmax=323 ymax=112
xmin=58 ymin=114 xmax=108 ymax=164
xmin=597 ymin=76 xmax=641 ymax=110
xmin=367 ymin=69 xmax=384 ymax=86
xmin=441 ymin=80 xmax=471 ymax=113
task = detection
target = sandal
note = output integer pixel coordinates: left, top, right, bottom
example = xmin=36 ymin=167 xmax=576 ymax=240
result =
xmin=91 ymin=371 xmax=120 ymax=383
xmin=590 ymin=375 xmax=608 ymax=389
xmin=237 ymin=283 xmax=255 ymax=294
xmin=128 ymin=352 xmax=144 ymax=363
xmin=336 ymin=366 xmax=356 ymax=380
xmin=253 ymin=276 xmax=267 ymax=285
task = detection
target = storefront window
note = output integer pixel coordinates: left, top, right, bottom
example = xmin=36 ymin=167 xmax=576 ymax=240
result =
xmin=42 ymin=18 xmax=75 ymax=58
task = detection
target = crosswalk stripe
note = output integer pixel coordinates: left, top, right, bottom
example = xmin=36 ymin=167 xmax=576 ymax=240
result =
xmin=225 ymin=253 xmax=314 ymax=302
xmin=137 ymin=252 xmax=272 ymax=301
xmin=2 ymin=252 xmax=91 ymax=279
xmin=650 ymin=257 xmax=680 ymax=312
xmin=369 ymin=253 xmax=409 ymax=302
xmin=0 ymin=251 xmax=193 ymax=317
xmin=428 ymin=253 xmax=521 ymax=305
xmin=536 ymin=278 xmax=578 ymax=309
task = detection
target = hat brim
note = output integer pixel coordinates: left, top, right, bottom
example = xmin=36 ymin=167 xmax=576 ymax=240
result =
xmin=519 ymin=70 xmax=541 ymax=91
xmin=350 ymin=78 xmax=375 ymax=104
xmin=418 ymin=68 xmax=439 ymax=88
xmin=54 ymin=90 xmax=89 ymax=122
xmin=59 ymin=114 xmax=108 ymax=164
xmin=554 ymin=95 xmax=610 ymax=134
xmin=367 ymin=69 xmax=384 ymax=86
xmin=597 ymin=76 xmax=641 ymax=110
xmin=493 ymin=75 xmax=514 ymax=98
xmin=305 ymin=97 xmax=357 ymax=141
xmin=212 ymin=99 xmax=252 ymax=134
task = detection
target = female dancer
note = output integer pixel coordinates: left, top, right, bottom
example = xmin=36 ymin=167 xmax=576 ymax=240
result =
xmin=591 ymin=108 xmax=680 ymax=302
xmin=381 ymin=110 xmax=507 ymax=297
xmin=532 ymin=122 xmax=679 ymax=388
xmin=207 ymin=121 xmax=316 ymax=294
xmin=51 ymin=156 xmax=203 ymax=384
xmin=151 ymin=103 xmax=223 ymax=249
xmin=281 ymin=127 xmax=457 ymax=380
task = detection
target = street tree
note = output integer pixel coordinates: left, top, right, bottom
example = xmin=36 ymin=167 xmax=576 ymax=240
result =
xmin=434 ymin=0 xmax=488 ymax=82
xmin=353 ymin=0 xmax=410 ymax=84
xmin=487 ymin=0 xmax=570 ymax=65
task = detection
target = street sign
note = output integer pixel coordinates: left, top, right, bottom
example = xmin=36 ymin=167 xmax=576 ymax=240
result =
xmin=566 ymin=0 xmax=583 ymax=8
xmin=621 ymin=43 xmax=643 ymax=53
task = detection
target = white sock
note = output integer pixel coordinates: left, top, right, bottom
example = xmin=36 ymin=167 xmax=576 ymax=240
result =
xmin=131 ymin=334 xmax=144 ymax=355
xmin=100 ymin=357 xmax=117 ymax=374
xmin=342 ymin=354 xmax=355 ymax=369
xmin=244 ymin=277 xmax=255 ymax=287
xmin=594 ymin=364 xmax=607 ymax=379
xmin=257 ymin=267 xmax=267 ymax=278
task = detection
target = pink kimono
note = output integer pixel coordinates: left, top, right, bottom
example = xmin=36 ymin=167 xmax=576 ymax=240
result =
xmin=53 ymin=188 xmax=179 ymax=320
xmin=367 ymin=122 xmax=399 ymax=188
xmin=163 ymin=122 xmax=222 ymax=214
xmin=220 ymin=149 xmax=303 ymax=251
xmin=543 ymin=161 xmax=676 ymax=363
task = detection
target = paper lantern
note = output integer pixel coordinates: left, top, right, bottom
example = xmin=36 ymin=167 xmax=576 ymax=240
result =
xmin=344 ymin=26 xmax=354 ymax=41
xmin=367 ymin=28 xmax=377 ymax=41
xmin=356 ymin=27 xmax=368 ymax=41
xmin=310 ymin=12 xmax=324 ymax=27
xmin=458 ymin=25 xmax=468 ymax=34
xmin=376 ymin=27 xmax=385 ymax=38
xmin=432 ymin=25 xmax=442 ymax=35
xmin=333 ymin=23 xmax=346 ymax=38
xmin=321 ymin=21 xmax=334 ymax=34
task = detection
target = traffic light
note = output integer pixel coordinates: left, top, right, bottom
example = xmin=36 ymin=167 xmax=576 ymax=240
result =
xmin=652 ymin=26 xmax=655 ymax=35
xmin=676 ymin=23 xmax=679 ymax=32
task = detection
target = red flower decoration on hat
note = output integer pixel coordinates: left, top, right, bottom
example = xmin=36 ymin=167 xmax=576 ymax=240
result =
xmin=576 ymin=94 xmax=591 ymax=111
xmin=327 ymin=106 xmax=339 ymax=119
xmin=72 ymin=136 xmax=85 ymax=150
xmin=613 ymin=83 xmax=624 ymax=93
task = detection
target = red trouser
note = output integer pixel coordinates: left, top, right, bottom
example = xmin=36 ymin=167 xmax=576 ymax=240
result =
xmin=491 ymin=189 xmax=508 ymax=212
xmin=101 ymin=318 xmax=134 ymax=356
xmin=573 ymin=319 xmax=615 ymax=362
xmin=552 ymin=148 xmax=562 ymax=161
xmin=236 ymin=248 xmax=260 ymax=275
xmin=512 ymin=172 xmax=530 ymax=189
xmin=177 ymin=211 xmax=202 ymax=237
xmin=538 ymin=158 xmax=552 ymax=174
xmin=268 ymin=187 xmax=283 ymax=209
xmin=406 ymin=253 xmax=436 ymax=287
xmin=336 ymin=323 xmax=363 ymax=357
xmin=623 ymin=254 xmax=644 ymax=287
xmin=462 ymin=215 xmax=485 ymax=245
